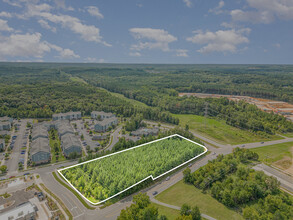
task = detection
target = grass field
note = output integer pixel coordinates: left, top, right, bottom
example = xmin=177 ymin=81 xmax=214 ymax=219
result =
xmin=283 ymin=133 xmax=293 ymax=138
xmin=107 ymin=91 xmax=148 ymax=108
xmin=172 ymin=114 xmax=281 ymax=145
xmin=151 ymin=203 xmax=180 ymax=220
xmin=156 ymin=180 xmax=243 ymax=220
xmin=251 ymin=142 xmax=293 ymax=165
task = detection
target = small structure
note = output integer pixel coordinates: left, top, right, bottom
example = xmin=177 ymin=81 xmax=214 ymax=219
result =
xmin=131 ymin=127 xmax=159 ymax=137
xmin=0 ymin=121 xmax=11 ymax=131
xmin=91 ymin=111 xmax=115 ymax=120
xmin=0 ymin=138 xmax=5 ymax=151
xmin=0 ymin=201 xmax=37 ymax=220
xmin=30 ymin=137 xmax=51 ymax=165
xmin=94 ymin=117 xmax=118 ymax=132
xmin=92 ymin=135 xmax=107 ymax=141
xmin=0 ymin=116 xmax=13 ymax=124
xmin=0 ymin=130 xmax=9 ymax=137
xmin=61 ymin=133 xmax=82 ymax=157
xmin=52 ymin=111 xmax=81 ymax=121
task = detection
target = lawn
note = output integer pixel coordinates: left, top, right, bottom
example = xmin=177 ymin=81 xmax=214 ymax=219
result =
xmin=49 ymin=129 xmax=66 ymax=163
xmin=108 ymin=91 xmax=148 ymax=108
xmin=173 ymin=114 xmax=281 ymax=145
xmin=251 ymin=142 xmax=293 ymax=165
xmin=156 ymin=180 xmax=243 ymax=220
xmin=151 ymin=203 xmax=180 ymax=220
xmin=283 ymin=133 xmax=293 ymax=138
xmin=60 ymin=135 xmax=206 ymax=203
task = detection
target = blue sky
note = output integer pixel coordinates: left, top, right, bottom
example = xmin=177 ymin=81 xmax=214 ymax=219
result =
xmin=0 ymin=0 xmax=292 ymax=64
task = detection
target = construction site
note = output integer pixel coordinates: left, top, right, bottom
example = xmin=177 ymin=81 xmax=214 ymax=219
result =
xmin=179 ymin=93 xmax=293 ymax=122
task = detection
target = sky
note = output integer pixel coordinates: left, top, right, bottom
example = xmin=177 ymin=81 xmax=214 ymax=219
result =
xmin=0 ymin=0 xmax=292 ymax=64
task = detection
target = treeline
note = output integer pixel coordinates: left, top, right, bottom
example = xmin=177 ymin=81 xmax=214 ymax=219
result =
xmin=118 ymin=193 xmax=167 ymax=220
xmin=65 ymin=66 xmax=293 ymax=134
xmin=183 ymin=148 xmax=293 ymax=219
xmin=126 ymin=89 xmax=293 ymax=134
xmin=0 ymin=81 xmax=178 ymax=125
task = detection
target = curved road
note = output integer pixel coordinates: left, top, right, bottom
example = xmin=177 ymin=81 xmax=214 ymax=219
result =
xmin=3 ymin=124 xmax=293 ymax=220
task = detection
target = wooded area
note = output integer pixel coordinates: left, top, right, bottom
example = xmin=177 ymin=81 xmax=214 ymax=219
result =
xmin=62 ymin=136 xmax=204 ymax=202
xmin=183 ymin=148 xmax=293 ymax=219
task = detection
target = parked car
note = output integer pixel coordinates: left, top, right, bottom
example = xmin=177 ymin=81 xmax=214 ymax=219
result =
xmin=261 ymin=142 xmax=264 ymax=144
xmin=24 ymin=173 xmax=30 ymax=175
xmin=165 ymin=176 xmax=170 ymax=181
xmin=188 ymin=163 xmax=192 ymax=167
xmin=152 ymin=191 xmax=158 ymax=196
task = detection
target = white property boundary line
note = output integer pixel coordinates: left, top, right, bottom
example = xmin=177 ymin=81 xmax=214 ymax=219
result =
xmin=57 ymin=134 xmax=208 ymax=205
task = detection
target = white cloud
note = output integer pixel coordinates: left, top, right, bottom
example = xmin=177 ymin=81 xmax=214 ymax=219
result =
xmin=187 ymin=28 xmax=251 ymax=53
xmin=98 ymin=58 xmax=106 ymax=63
xmin=129 ymin=28 xmax=177 ymax=52
xmin=3 ymin=0 xmax=21 ymax=7
xmin=0 ymin=32 xmax=79 ymax=59
xmin=274 ymin=43 xmax=281 ymax=48
xmin=231 ymin=9 xmax=274 ymax=24
xmin=0 ymin=12 xmax=12 ymax=18
xmin=86 ymin=6 xmax=104 ymax=19
xmin=129 ymin=52 xmax=141 ymax=57
xmin=231 ymin=0 xmax=293 ymax=23
xmin=54 ymin=0 xmax=74 ymax=11
xmin=38 ymin=19 xmax=57 ymax=32
xmin=209 ymin=1 xmax=225 ymax=14
xmin=183 ymin=0 xmax=192 ymax=8
xmin=12 ymin=1 xmax=110 ymax=46
xmin=176 ymin=49 xmax=188 ymax=57
xmin=59 ymin=48 xmax=79 ymax=58
xmin=0 ymin=19 xmax=13 ymax=31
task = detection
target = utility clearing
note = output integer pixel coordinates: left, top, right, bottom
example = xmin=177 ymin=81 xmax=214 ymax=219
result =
xmin=58 ymin=134 xmax=207 ymax=204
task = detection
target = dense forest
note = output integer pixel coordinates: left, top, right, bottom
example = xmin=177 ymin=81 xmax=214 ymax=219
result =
xmin=0 ymin=63 xmax=293 ymax=135
xmin=183 ymin=148 xmax=293 ymax=219
xmin=62 ymin=136 xmax=205 ymax=202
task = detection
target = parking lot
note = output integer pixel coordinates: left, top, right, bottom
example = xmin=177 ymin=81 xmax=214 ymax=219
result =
xmin=4 ymin=120 xmax=30 ymax=176
xmin=74 ymin=119 xmax=101 ymax=152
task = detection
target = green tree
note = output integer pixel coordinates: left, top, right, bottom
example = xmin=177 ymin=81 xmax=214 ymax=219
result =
xmin=180 ymin=204 xmax=191 ymax=216
xmin=190 ymin=206 xmax=201 ymax=220
xmin=0 ymin=165 xmax=7 ymax=173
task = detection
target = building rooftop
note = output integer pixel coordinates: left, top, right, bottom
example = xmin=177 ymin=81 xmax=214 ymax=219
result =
xmin=0 ymin=202 xmax=36 ymax=219
xmin=96 ymin=117 xmax=117 ymax=126
xmin=92 ymin=111 xmax=114 ymax=117
xmin=53 ymin=111 xmax=81 ymax=117
xmin=31 ymin=137 xmax=50 ymax=155
xmin=0 ymin=116 xmax=12 ymax=121
xmin=61 ymin=133 xmax=81 ymax=150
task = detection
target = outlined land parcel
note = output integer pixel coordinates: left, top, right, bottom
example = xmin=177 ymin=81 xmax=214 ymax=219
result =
xmin=58 ymin=134 xmax=207 ymax=205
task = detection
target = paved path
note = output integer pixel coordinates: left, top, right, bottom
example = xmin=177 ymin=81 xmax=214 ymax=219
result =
xmin=151 ymin=198 xmax=217 ymax=220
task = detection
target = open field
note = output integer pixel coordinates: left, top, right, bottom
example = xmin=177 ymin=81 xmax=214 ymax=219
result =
xmin=173 ymin=114 xmax=282 ymax=145
xmin=251 ymin=142 xmax=293 ymax=173
xmin=151 ymin=203 xmax=180 ymax=220
xmin=156 ymin=180 xmax=243 ymax=220
xmin=283 ymin=133 xmax=293 ymax=138
xmin=103 ymin=89 xmax=148 ymax=108
xmin=60 ymin=135 xmax=206 ymax=204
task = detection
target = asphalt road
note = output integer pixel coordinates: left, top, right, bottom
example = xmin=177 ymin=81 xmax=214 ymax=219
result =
xmin=104 ymin=125 xmax=122 ymax=151
xmin=4 ymin=120 xmax=293 ymax=220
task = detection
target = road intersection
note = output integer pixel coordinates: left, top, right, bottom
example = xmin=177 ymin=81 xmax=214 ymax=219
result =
xmin=2 ymin=125 xmax=293 ymax=220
